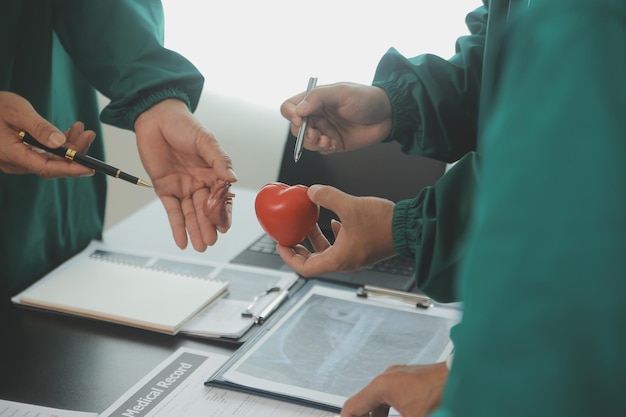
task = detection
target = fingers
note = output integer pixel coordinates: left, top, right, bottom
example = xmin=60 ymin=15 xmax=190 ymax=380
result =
xmin=276 ymin=246 xmax=336 ymax=277
xmin=276 ymin=235 xmax=340 ymax=278
xmin=308 ymin=223 xmax=332 ymax=253
xmin=161 ymin=182 xmax=237 ymax=252
xmin=211 ymin=151 xmax=238 ymax=184
xmin=342 ymin=363 xmax=448 ymax=417
xmin=302 ymin=119 xmax=341 ymax=154
xmin=65 ymin=121 xmax=96 ymax=153
xmin=3 ymin=144 xmax=91 ymax=178
xmin=194 ymin=187 xmax=218 ymax=248
xmin=371 ymin=406 xmax=391 ymax=417
xmin=191 ymin=127 xmax=239 ymax=187
xmin=160 ymin=195 xmax=190 ymax=250
xmin=5 ymin=126 xmax=95 ymax=178
xmin=20 ymin=124 xmax=65 ymax=148
xmin=330 ymin=219 xmax=342 ymax=240
xmin=37 ymin=122 xmax=94 ymax=177
xmin=275 ymin=244 xmax=312 ymax=273
xmin=283 ymin=88 xmax=343 ymax=154
xmin=274 ymin=223 xmax=331 ymax=276
xmin=341 ymin=382 xmax=388 ymax=417
xmin=280 ymin=91 xmax=306 ymax=131
xmin=9 ymin=97 xmax=68 ymax=148
xmin=180 ymin=194 xmax=210 ymax=252
xmin=163 ymin=197 xmax=207 ymax=252
xmin=281 ymin=90 xmax=333 ymax=148
xmin=0 ymin=92 xmax=95 ymax=177
xmin=307 ymin=184 xmax=349 ymax=215
xmin=274 ymin=185 xmax=354 ymax=276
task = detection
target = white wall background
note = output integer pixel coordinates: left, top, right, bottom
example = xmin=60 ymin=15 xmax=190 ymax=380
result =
xmin=103 ymin=1 xmax=472 ymax=230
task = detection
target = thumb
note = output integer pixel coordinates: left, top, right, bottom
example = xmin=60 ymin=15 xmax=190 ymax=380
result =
xmin=308 ymin=184 xmax=349 ymax=210
xmin=2 ymin=92 xmax=65 ymax=148
xmin=295 ymin=87 xmax=324 ymax=119
xmin=23 ymin=118 xmax=66 ymax=149
xmin=212 ymin=155 xmax=238 ymax=184
xmin=294 ymin=98 xmax=313 ymax=120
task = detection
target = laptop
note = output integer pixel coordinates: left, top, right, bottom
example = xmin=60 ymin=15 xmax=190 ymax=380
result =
xmin=230 ymin=131 xmax=446 ymax=291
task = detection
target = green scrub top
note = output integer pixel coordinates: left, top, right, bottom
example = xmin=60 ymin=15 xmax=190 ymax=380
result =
xmin=0 ymin=0 xmax=204 ymax=297
xmin=375 ymin=0 xmax=626 ymax=415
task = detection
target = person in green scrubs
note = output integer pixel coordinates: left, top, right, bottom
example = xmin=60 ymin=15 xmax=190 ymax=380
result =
xmin=0 ymin=1 xmax=237 ymax=300
xmin=280 ymin=0 xmax=626 ymax=416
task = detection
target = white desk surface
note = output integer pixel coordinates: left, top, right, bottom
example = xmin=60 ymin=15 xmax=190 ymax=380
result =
xmin=104 ymin=186 xmax=264 ymax=264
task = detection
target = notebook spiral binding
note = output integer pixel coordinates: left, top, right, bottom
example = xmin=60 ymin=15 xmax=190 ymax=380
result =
xmin=89 ymin=249 xmax=218 ymax=280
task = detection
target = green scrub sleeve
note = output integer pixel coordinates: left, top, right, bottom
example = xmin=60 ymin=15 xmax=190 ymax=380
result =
xmin=392 ymin=152 xmax=479 ymax=303
xmin=51 ymin=0 xmax=204 ymax=130
xmin=372 ymin=6 xmax=487 ymax=163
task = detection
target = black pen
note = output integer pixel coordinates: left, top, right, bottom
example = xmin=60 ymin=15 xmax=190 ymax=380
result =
xmin=19 ymin=130 xmax=152 ymax=188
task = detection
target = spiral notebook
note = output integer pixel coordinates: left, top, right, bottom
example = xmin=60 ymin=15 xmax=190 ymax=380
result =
xmin=12 ymin=241 xmax=229 ymax=335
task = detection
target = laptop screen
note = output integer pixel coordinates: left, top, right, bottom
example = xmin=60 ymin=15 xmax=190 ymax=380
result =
xmin=277 ymin=132 xmax=446 ymax=239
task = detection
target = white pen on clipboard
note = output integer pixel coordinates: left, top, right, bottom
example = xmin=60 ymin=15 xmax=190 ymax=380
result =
xmin=241 ymin=287 xmax=289 ymax=324
xmin=255 ymin=288 xmax=289 ymax=324
xmin=293 ymin=76 xmax=318 ymax=162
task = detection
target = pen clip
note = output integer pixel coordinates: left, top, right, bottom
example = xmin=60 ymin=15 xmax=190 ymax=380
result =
xmin=241 ymin=286 xmax=281 ymax=318
xmin=241 ymin=288 xmax=289 ymax=324
xmin=356 ymin=285 xmax=433 ymax=309
xmin=293 ymin=77 xmax=318 ymax=163
xmin=255 ymin=289 xmax=289 ymax=324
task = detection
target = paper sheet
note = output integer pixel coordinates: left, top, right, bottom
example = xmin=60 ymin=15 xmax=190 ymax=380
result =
xmin=99 ymin=347 xmax=326 ymax=417
xmin=0 ymin=399 xmax=98 ymax=417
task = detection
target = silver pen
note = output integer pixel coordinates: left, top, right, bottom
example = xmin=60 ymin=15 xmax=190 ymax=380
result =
xmin=255 ymin=289 xmax=289 ymax=324
xmin=293 ymin=77 xmax=318 ymax=162
xmin=241 ymin=286 xmax=281 ymax=318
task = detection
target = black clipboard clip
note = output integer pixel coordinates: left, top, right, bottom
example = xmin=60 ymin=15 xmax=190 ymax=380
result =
xmin=356 ymin=285 xmax=433 ymax=309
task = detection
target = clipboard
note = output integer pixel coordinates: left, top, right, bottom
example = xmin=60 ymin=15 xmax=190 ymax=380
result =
xmin=204 ymin=280 xmax=461 ymax=413
xmin=198 ymin=278 xmax=308 ymax=345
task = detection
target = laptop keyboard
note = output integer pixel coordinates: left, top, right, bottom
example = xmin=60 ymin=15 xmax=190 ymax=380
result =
xmin=249 ymin=235 xmax=415 ymax=277
xmin=249 ymin=235 xmax=281 ymax=254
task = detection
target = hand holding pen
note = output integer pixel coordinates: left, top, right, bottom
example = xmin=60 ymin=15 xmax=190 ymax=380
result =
xmin=20 ymin=130 xmax=152 ymax=187
xmin=0 ymin=92 xmax=99 ymax=179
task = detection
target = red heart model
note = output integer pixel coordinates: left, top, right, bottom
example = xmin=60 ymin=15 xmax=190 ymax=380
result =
xmin=255 ymin=182 xmax=320 ymax=247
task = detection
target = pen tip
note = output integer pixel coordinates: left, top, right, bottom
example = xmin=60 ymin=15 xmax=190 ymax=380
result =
xmin=137 ymin=179 xmax=153 ymax=188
